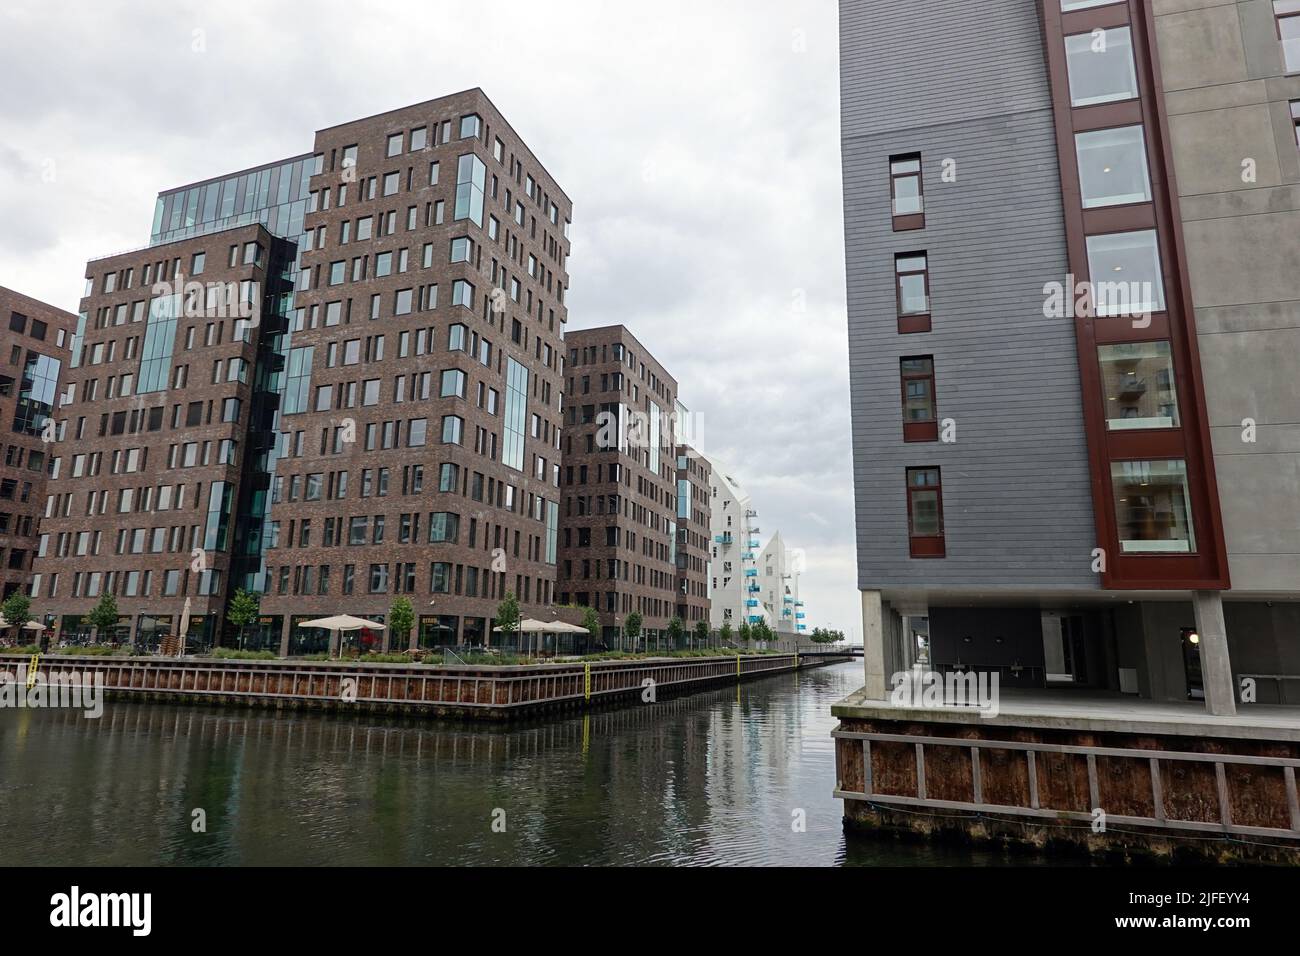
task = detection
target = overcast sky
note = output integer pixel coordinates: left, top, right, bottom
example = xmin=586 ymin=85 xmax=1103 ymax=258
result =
xmin=0 ymin=0 xmax=858 ymax=639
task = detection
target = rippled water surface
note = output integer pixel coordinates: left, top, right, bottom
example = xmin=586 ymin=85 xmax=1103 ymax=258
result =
xmin=0 ymin=662 xmax=1037 ymax=865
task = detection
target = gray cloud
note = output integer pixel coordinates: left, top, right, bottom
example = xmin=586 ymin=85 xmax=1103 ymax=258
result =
xmin=0 ymin=0 xmax=860 ymax=639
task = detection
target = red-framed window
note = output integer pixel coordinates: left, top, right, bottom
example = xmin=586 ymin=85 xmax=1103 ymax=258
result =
xmin=1277 ymin=2 xmax=1300 ymax=73
xmin=900 ymin=356 xmax=938 ymax=442
xmin=906 ymin=467 xmax=945 ymax=558
xmin=895 ymin=252 xmax=931 ymax=333
xmin=889 ymin=154 xmax=925 ymax=231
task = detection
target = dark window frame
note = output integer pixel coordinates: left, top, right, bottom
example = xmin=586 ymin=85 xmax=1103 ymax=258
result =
xmin=889 ymin=153 xmax=925 ymax=231
xmin=905 ymin=467 xmax=945 ymax=558
xmin=900 ymin=356 xmax=938 ymax=442
xmin=894 ymin=252 xmax=932 ymax=333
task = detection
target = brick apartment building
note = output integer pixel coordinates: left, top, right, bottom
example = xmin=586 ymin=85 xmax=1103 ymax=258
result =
xmin=31 ymin=225 xmax=295 ymax=644
xmin=259 ymin=93 xmax=572 ymax=654
xmin=30 ymin=90 xmax=574 ymax=653
xmin=675 ymin=442 xmax=712 ymax=630
xmin=0 ymin=287 xmax=76 ymax=602
xmin=555 ymin=326 xmax=700 ymax=648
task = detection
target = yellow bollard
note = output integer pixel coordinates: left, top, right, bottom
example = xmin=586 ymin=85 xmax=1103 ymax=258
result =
xmin=584 ymin=662 xmax=591 ymax=702
xmin=26 ymin=653 xmax=39 ymax=689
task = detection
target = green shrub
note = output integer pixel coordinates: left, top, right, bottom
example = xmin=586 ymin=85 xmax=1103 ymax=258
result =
xmin=209 ymin=648 xmax=278 ymax=660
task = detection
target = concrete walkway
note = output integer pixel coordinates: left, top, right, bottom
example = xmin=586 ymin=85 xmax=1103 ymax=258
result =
xmin=833 ymin=685 xmax=1300 ymax=742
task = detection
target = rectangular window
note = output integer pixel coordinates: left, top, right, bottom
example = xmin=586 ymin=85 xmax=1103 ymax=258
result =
xmin=383 ymin=171 xmax=399 ymax=196
xmin=441 ymin=415 xmax=463 ymax=445
xmin=1061 ymin=0 xmax=1124 ymax=10
xmin=895 ymin=253 xmax=931 ymax=333
xmin=900 ymin=357 xmax=938 ymax=442
xmin=138 ymin=294 xmax=179 ymax=393
xmin=1065 ymin=27 xmax=1138 ymax=107
xmin=1111 ymin=460 xmax=1196 ymax=553
xmin=1098 ymin=341 xmax=1180 ymax=430
xmin=454 ymin=154 xmax=486 ymax=226
xmin=502 ymin=358 xmax=528 ymax=471
xmin=1085 ymin=230 xmax=1165 ymax=317
xmin=452 ymin=279 xmax=474 ymax=309
xmin=1075 ymin=125 xmax=1151 ymax=209
xmin=889 ymin=153 xmax=924 ymax=229
xmin=906 ymin=467 xmax=945 ymax=558
xmin=1278 ymin=2 xmax=1300 ymax=72
xmin=387 ymin=133 xmax=403 ymax=156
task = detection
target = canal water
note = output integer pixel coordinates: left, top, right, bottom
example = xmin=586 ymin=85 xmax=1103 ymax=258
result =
xmin=0 ymin=661 xmax=1030 ymax=865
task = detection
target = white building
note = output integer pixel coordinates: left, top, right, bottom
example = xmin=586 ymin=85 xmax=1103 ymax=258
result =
xmin=705 ymin=456 xmax=768 ymax=631
xmin=758 ymin=531 xmax=807 ymax=635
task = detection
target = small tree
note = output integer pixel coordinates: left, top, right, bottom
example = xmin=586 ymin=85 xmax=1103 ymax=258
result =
xmin=719 ymin=622 xmax=733 ymax=647
xmin=738 ymin=622 xmax=753 ymax=645
xmin=227 ymin=588 xmax=260 ymax=650
xmin=624 ymin=611 xmax=643 ymax=653
xmin=1 ymin=591 xmax=32 ymax=638
xmin=666 ymin=616 xmax=684 ymax=651
xmin=496 ymin=591 xmax=521 ymax=653
xmin=693 ymin=619 xmax=709 ymax=650
xmin=389 ymin=596 xmax=415 ymax=653
xmin=87 ymin=592 xmax=120 ymax=644
xmin=753 ymin=620 xmax=773 ymax=648
xmin=581 ymin=606 xmax=601 ymax=652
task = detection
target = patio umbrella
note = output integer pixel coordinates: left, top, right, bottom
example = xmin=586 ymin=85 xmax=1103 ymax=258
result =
xmin=298 ymin=614 xmax=387 ymax=658
xmin=0 ymin=617 xmax=46 ymax=630
xmin=541 ymin=620 xmax=590 ymax=655
xmin=178 ymin=597 xmax=192 ymax=657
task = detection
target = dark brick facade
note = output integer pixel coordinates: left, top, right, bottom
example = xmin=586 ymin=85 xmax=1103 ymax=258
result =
xmin=30 ymin=225 xmax=287 ymax=645
xmin=0 ymin=287 xmax=75 ymax=603
xmin=556 ymin=325 xmax=690 ymax=646
xmin=675 ymin=444 xmax=711 ymax=627
xmin=260 ymin=90 xmax=573 ymax=652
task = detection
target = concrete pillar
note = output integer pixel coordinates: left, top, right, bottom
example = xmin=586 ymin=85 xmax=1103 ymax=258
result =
xmin=1193 ymin=590 xmax=1237 ymax=717
xmin=278 ymin=618 xmax=291 ymax=658
xmin=861 ymin=589 xmax=889 ymax=700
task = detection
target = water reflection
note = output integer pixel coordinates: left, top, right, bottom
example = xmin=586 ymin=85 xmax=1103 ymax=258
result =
xmin=0 ymin=663 xmax=1035 ymax=866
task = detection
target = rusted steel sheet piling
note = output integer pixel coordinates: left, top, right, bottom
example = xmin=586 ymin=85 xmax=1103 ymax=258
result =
xmin=4 ymin=653 xmax=850 ymax=720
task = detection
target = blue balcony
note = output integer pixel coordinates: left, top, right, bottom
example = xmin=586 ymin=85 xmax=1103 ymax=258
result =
xmin=714 ymin=534 xmax=733 ymax=545
xmin=746 ymin=539 xmax=760 ymax=549
xmin=741 ymin=552 xmax=755 ymax=561
xmin=746 ymin=599 xmax=759 ymax=608
xmin=748 ymin=615 xmax=765 ymax=625
xmin=746 ymin=584 xmax=760 ymax=594
xmin=795 ymin=612 xmax=806 ymax=620
xmin=744 ymin=569 xmax=757 ymax=578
